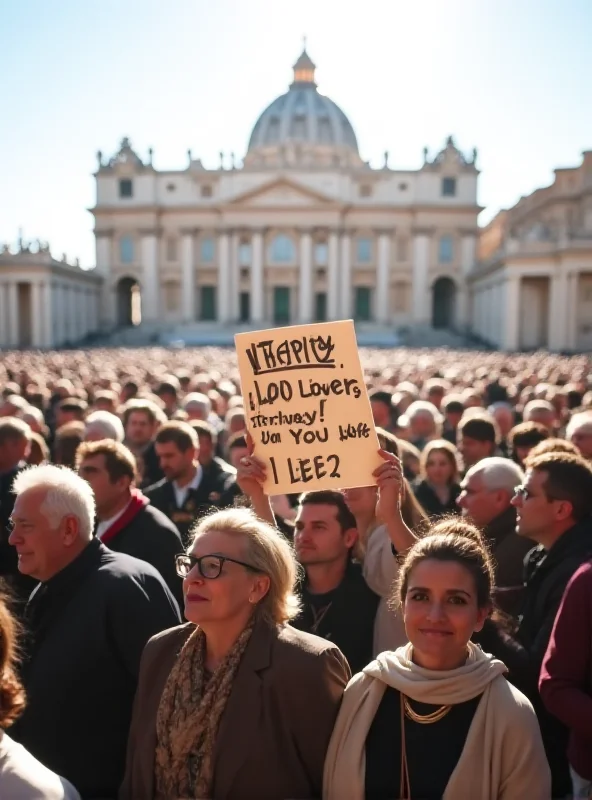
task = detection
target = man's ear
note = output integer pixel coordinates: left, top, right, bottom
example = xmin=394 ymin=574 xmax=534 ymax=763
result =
xmin=555 ymin=499 xmax=574 ymax=523
xmin=343 ymin=527 xmax=358 ymax=549
xmin=62 ymin=514 xmax=80 ymax=546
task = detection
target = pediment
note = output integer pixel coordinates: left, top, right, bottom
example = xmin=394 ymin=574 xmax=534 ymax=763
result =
xmin=228 ymin=178 xmax=334 ymax=207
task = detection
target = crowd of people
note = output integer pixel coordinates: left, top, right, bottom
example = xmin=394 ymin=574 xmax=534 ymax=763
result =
xmin=0 ymin=343 xmax=591 ymax=799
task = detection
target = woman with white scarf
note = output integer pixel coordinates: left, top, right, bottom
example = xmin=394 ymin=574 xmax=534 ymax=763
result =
xmin=323 ymin=519 xmax=551 ymax=800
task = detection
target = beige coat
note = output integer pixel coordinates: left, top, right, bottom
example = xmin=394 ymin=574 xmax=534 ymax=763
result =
xmin=323 ymin=643 xmax=551 ymax=800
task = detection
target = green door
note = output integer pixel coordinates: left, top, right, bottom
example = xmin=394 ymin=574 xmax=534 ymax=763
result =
xmin=200 ymin=286 xmax=216 ymax=321
xmin=315 ymin=292 xmax=327 ymax=321
xmin=354 ymin=287 xmax=371 ymax=321
xmin=273 ymin=287 xmax=291 ymax=324
xmin=239 ymin=292 xmax=250 ymax=323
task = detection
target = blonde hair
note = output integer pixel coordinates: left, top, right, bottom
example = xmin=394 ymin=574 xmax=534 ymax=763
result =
xmin=190 ymin=508 xmax=301 ymax=625
xmin=420 ymin=439 xmax=460 ymax=483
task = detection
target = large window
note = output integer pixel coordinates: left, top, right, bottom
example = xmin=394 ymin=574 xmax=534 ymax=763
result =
xmin=438 ymin=235 xmax=454 ymax=264
xmin=314 ymin=242 xmax=328 ymax=266
xmin=270 ymin=235 xmax=295 ymax=263
xmin=354 ymin=287 xmax=372 ymax=321
xmin=442 ymin=177 xmax=457 ymax=197
xmin=200 ymin=286 xmax=216 ymax=320
xmin=119 ymin=236 xmax=134 ymax=264
xmin=356 ymin=237 xmax=372 ymax=263
xmin=119 ymin=179 xmax=133 ymax=198
xmin=239 ymin=242 xmax=252 ymax=266
xmin=200 ymin=237 xmax=215 ymax=263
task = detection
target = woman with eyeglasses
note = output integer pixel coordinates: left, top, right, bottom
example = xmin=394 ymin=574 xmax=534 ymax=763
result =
xmin=120 ymin=506 xmax=350 ymax=800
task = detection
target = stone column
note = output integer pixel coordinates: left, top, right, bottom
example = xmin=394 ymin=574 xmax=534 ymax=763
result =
xmin=251 ymin=230 xmax=264 ymax=323
xmin=339 ymin=231 xmax=351 ymax=318
xmin=327 ymin=230 xmax=339 ymax=319
xmin=41 ymin=283 xmax=53 ymax=347
xmin=217 ymin=231 xmax=231 ymax=323
xmin=412 ymin=230 xmax=430 ymax=324
xmin=31 ymin=281 xmax=43 ymax=348
xmin=8 ymin=282 xmax=19 ymax=347
xmin=230 ymin=231 xmax=240 ymax=322
xmin=376 ymin=231 xmax=391 ymax=324
xmin=502 ymin=276 xmax=521 ymax=350
xmin=567 ymin=272 xmax=578 ymax=350
xmin=140 ymin=229 xmax=159 ymax=322
xmin=457 ymin=231 xmax=476 ymax=331
xmin=298 ymin=229 xmax=313 ymax=323
xmin=180 ymin=228 xmax=196 ymax=322
xmin=95 ymin=230 xmax=115 ymax=328
xmin=548 ymin=271 xmax=568 ymax=351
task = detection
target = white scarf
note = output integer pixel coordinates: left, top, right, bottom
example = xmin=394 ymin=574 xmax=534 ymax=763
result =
xmin=323 ymin=643 xmax=551 ymax=800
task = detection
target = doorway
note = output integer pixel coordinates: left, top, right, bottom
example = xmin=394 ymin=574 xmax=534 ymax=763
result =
xmin=432 ymin=277 xmax=456 ymax=329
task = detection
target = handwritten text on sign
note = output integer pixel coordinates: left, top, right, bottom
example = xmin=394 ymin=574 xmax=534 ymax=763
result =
xmin=235 ymin=321 xmax=380 ymax=495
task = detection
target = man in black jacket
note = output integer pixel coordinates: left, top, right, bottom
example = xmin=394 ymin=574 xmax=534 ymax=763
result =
xmin=0 ymin=417 xmax=37 ymax=608
xmin=8 ymin=463 xmax=181 ymax=799
xmin=284 ymin=490 xmax=379 ymax=674
xmin=476 ymin=451 xmax=592 ymax=798
xmin=76 ymin=438 xmax=183 ymax=606
xmin=145 ymin=421 xmax=236 ymax=544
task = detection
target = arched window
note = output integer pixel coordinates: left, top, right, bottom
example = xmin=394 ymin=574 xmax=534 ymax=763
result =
xmin=120 ymin=236 xmax=134 ymax=264
xmin=438 ymin=235 xmax=454 ymax=264
xmin=270 ymin=234 xmax=295 ymax=263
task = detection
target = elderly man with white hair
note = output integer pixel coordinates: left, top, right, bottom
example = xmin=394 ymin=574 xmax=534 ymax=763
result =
xmin=457 ymin=457 xmax=535 ymax=616
xmin=566 ymin=411 xmax=592 ymax=461
xmin=404 ymin=400 xmax=443 ymax=451
xmin=84 ymin=409 xmax=125 ymax=443
xmin=523 ymin=399 xmax=557 ymax=433
xmin=8 ymin=464 xmax=180 ymax=798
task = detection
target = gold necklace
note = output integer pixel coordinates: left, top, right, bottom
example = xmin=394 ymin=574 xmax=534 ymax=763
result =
xmin=403 ymin=695 xmax=452 ymax=724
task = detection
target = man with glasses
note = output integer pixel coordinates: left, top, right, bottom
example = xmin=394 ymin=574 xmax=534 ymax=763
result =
xmin=476 ymin=451 xmax=592 ymax=798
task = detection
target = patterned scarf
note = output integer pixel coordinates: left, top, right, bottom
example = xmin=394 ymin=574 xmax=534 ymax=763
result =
xmin=154 ymin=617 xmax=256 ymax=799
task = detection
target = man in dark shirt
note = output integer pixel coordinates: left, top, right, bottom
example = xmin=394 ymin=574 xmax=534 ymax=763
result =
xmin=76 ymin=438 xmax=183 ymax=606
xmin=289 ymin=490 xmax=379 ymax=675
xmin=476 ymin=452 xmax=592 ymax=797
xmin=0 ymin=417 xmax=37 ymax=607
xmin=8 ymin=463 xmax=181 ymax=799
xmin=145 ymin=420 xmax=236 ymax=545
xmin=457 ymin=457 xmax=534 ymax=617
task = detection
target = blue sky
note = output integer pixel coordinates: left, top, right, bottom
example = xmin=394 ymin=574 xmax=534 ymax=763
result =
xmin=1 ymin=0 xmax=591 ymax=267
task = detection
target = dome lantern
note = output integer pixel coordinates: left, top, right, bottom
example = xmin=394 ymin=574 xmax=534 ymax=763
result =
xmin=291 ymin=41 xmax=316 ymax=86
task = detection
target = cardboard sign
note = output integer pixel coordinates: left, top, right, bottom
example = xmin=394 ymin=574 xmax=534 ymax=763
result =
xmin=235 ymin=320 xmax=381 ymax=495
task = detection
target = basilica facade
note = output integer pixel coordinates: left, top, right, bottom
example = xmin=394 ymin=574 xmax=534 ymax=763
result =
xmin=91 ymin=48 xmax=480 ymax=334
xmin=469 ymin=150 xmax=592 ymax=352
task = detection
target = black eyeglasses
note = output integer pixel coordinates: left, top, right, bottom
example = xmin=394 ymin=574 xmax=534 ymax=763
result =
xmin=175 ymin=553 xmax=261 ymax=580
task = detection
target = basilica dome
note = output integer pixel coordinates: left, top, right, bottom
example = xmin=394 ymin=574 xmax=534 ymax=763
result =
xmin=245 ymin=48 xmax=361 ymax=167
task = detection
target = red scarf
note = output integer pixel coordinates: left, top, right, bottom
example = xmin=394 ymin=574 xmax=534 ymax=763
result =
xmin=99 ymin=488 xmax=149 ymax=547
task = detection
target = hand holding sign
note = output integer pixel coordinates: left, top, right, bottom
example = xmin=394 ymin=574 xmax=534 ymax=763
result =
xmin=235 ymin=320 xmax=381 ymax=495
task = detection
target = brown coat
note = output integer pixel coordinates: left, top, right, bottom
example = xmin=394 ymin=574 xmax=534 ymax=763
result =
xmin=119 ymin=618 xmax=350 ymax=800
